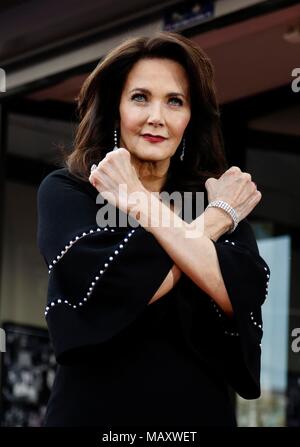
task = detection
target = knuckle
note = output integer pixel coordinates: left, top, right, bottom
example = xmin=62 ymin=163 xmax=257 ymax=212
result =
xmin=228 ymin=166 xmax=240 ymax=173
xmin=205 ymin=177 xmax=214 ymax=187
xmin=251 ymin=181 xmax=257 ymax=191
xmin=105 ymin=152 xmax=113 ymax=160
xmin=89 ymin=173 xmax=98 ymax=186
xmin=123 ymin=149 xmax=131 ymax=158
xmin=100 ymin=161 xmax=109 ymax=173
xmin=243 ymin=172 xmax=252 ymax=181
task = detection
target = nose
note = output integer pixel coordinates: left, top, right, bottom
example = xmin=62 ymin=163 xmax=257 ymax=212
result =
xmin=147 ymin=101 xmax=164 ymax=127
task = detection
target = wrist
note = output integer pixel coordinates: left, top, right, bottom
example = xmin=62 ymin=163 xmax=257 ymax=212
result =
xmin=127 ymin=187 xmax=155 ymax=229
xmin=203 ymin=207 xmax=233 ymax=241
xmin=128 ymin=189 xmax=187 ymax=235
xmin=206 ymin=200 xmax=238 ymax=234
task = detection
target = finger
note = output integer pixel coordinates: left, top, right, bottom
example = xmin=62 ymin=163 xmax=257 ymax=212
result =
xmin=117 ymin=147 xmax=131 ymax=158
xmin=249 ymin=181 xmax=257 ymax=193
xmin=242 ymin=172 xmax=252 ymax=182
xmin=256 ymin=190 xmax=262 ymax=202
xmin=89 ymin=173 xmax=98 ymax=188
xmin=101 ymin=159 xmax=114 ymax=175
xmin=245 ymin=190 xmax=262 ymax=212
xmin=227 ymin=166 xmax=241 ymax=174
xmin=204 ymin=177 xmax=217 ymax=189
xmin=90 ymin=164 xmax=97 ymax=174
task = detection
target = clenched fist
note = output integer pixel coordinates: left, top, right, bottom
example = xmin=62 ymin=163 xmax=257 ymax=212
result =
xmin=89 ymin=148 xmax=145 ymax=215
xmin=204 ymin=166 xmax=261 ymax=222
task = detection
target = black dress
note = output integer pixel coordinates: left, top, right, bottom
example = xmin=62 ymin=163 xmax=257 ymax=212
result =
xmin=37 ymin=168 xmax=270 ymax=427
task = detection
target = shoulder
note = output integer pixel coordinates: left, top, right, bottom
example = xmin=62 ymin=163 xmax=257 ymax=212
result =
xmin=37 ymin=168 xmax=101 ymax=252
xmin=38 ymin=167 xmax=82 ymax=192
xmin=38 ymin=168 xmax=96 ymax=202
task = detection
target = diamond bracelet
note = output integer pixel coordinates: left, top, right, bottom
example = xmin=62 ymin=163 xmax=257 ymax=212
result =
xmin=206 ymin=200 xmax=239 ymax=234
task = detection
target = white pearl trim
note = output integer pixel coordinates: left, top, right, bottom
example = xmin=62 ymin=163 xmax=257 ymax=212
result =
xmin=210 ymin=236 xmax=271 ymax=336
xmin=224 ymin=239 xmax=235 ymax=246
xmin=211 ymin=300 xmax=263 ymax=336
xmin=224 ymin=238 xmax=271 ymax=301
xmin=224 ymin=330 xmax=239 ymax=337
xmin=210 ymin=300 xmax=239 ymax=337
xmin=250 ymin=311 xmax=263 ymax=329
xmin=264 ymin=265 xmax=270 ymax=299
xmin=47 ymin=226 xmax=118 ymax=274
xmin=45 ymin=228 xmax=136 ymax=317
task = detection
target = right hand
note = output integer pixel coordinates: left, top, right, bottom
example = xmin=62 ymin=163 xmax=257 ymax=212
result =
xmin=204 ymin=166 xmax=262 ymax=223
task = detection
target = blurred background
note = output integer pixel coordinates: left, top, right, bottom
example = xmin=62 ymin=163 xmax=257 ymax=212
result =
xmin=0 ymin=0 xmax=299 ymax=427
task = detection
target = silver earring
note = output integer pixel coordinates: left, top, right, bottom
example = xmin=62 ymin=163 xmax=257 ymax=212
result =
xmin=113 ymin=128 xmax=118 ymax=151
xmin=180 ymin=138 xmax=185 ymax=161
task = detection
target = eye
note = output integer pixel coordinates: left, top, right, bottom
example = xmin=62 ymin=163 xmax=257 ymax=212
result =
xmin=169 ymin=97 xmax=183 ymax=106
xmin=131 ymin=93 xmax=146 ymax=102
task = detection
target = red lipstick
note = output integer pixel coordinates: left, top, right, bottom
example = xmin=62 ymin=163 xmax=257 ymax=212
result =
xmin=142 ymin=134 xmax=166 ymax=143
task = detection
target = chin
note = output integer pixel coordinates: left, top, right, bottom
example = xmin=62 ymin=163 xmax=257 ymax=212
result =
xmin=141 ymin=154 xmax=167 ymax=162
xmin=137 ymin=147 xmax=171 ymax=160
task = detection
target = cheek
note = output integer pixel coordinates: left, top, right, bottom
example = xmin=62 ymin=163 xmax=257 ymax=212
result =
xmin=120 ymin=106 xmax=143 ymax=134
xmin=171 ymin=113 xmax=191 ymax=138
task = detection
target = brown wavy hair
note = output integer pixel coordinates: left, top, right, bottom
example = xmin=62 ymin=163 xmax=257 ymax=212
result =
xmin=65 ymin=31 xmax=228 ymax=193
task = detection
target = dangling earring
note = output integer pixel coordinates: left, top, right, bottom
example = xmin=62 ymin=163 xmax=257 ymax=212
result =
xmin=180 ymin=138 xmax=185 ymax=161
xmin=113 ymin=128 xmax=118 ymax=151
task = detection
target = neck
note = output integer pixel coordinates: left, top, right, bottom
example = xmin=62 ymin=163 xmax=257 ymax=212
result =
xmin=131 ymin=154 xmax=170 ymax=193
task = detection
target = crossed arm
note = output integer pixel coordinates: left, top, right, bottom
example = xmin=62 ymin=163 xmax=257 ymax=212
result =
xmin=134 ymin=194 xmax=234 ymax=316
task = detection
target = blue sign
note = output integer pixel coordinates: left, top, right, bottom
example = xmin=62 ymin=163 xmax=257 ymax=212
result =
xmin=164 ymin=1 xmax=215 ymax=31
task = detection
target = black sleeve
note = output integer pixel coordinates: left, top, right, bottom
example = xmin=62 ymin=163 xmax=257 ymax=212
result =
xmin=176 ymin=218 xmax=270 ymax=399
xmin=37 ymin=169 xmax=173 ymax=364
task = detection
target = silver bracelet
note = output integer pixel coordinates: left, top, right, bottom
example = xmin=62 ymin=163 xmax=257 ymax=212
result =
xmin=206 ymin=200 xmax=239 ymax=234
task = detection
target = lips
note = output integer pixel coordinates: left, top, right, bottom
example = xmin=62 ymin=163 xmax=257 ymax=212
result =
xmin=142 ymin=133 xmax=166 ymax=138
xmin=142 ymin=134 xmax=167 ymax=143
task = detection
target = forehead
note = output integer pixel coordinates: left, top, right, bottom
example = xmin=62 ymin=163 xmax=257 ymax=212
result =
xmin=123 ymin=58 xmax=190 ymax=94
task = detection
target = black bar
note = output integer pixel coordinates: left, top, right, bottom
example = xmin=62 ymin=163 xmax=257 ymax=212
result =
xmin=0 ymin=102 xmax=7 ymax=311
xmin=0 ymin=101 xmax=8 ymax=419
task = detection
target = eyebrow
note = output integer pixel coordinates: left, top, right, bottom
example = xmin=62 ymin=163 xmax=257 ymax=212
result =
xmin=129 ymin=87 xmax=186 ymax=99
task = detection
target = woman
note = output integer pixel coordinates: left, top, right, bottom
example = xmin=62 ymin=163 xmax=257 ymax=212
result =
xmin=37 ymin=32 xmax=270 ymax=427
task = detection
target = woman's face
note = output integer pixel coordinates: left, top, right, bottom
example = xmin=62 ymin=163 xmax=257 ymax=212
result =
xmin=119 ymin=58 xmax=191 ymax=162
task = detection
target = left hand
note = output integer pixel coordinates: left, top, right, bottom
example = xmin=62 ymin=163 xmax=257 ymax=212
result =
xmin=89 ymin=148 xmax=145 ymax=214
xmin=204 ymin=166 xmax=261 ymax=223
